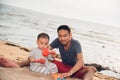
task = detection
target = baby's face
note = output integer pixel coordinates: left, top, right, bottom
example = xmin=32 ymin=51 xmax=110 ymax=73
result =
xmin=37 ymin=38 xmax=49 ymax=50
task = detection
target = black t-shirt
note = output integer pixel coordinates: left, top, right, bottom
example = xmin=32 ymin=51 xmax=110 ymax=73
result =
xmin=50 ymin=38 xmax=82 ymax=66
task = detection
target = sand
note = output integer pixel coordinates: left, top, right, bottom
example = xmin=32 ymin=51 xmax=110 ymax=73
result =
xmin=0 ymin=41 xmax=119 ymax=80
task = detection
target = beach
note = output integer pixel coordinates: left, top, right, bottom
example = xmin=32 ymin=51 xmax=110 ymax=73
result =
xmin=0 ymin=40 xmax=119 ymax=80
xmin=0 ymin=3 xmax=120 ymax=79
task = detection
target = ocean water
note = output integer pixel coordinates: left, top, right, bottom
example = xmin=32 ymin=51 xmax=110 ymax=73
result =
xmin=0 ymin=3 xmax=120 ymax=78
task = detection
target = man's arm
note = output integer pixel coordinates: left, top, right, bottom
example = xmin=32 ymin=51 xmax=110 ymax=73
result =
xmin=68 ymin=53 xmax=84 ymax=75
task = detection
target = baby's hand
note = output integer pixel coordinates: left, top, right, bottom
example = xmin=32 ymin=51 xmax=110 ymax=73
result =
xmin=49 ymin=51 xmax=57 ymax=58
xmin=49 ymin=50 xmax=56 ymax=55
xmin=34 ymin=58 xmax=46 ymax=64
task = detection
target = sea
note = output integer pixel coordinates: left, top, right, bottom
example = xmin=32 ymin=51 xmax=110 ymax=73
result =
xmin=0 ymin=3 xmax=120 ymax=78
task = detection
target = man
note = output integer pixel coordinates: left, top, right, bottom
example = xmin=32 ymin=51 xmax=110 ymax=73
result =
xmin=49 ymin=25 xmax=96 ymax=80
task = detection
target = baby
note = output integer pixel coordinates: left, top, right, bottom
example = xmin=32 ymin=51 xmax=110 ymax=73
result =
xmin=28 ymin=33 xmax=58 ymax=74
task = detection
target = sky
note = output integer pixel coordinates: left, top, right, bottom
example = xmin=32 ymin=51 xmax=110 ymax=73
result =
xmin=0 ymin=0 xmax=120 ymax=27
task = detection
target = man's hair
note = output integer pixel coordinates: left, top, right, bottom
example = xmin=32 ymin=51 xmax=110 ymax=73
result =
xmin=57 ymin=25 xmax=71 ymax=34
xmin=37 ymin=33 xmax=50 ymax=41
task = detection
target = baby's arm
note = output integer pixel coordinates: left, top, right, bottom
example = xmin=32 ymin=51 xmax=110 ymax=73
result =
xmin=28 ymin=56 xmax=46 ymax=64
xmin=47 ymin=50 xmax=57 ymax=61
xmin=34 ymin=59 xmax=46 ymax=64
xmin=50 ymin=51 xmax=57 ymax=59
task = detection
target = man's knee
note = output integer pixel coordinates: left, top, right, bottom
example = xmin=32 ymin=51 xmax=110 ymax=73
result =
xmin=88 ymin=66 xmax=97 ymax=73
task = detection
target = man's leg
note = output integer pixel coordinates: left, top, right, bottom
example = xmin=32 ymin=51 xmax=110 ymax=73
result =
xmin=52 ymin=60 xmax=72 ymax=73
xmin=82 ymin=66 xmax=96 ymax=80
xmin=71 ymin=66 xmax=87 ymax=79
xmin=71 ymin=66 xmax=96 ymax=80
xmin=53 ymin=60 xmax=96 ymax=80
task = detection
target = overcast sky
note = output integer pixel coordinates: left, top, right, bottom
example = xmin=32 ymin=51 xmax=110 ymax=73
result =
xmin=0 ymin=0 xmax=120 ymax=27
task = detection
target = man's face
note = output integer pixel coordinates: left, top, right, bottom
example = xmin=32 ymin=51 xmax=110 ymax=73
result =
xmin=58 ymin=29 xmax=72 ymax=45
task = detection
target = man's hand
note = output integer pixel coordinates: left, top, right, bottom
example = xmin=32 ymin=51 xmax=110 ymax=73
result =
xmin=34 ymin=58 xmax=46 ymax=64
xmin=60 ymin=71 xmax=73 ymax=78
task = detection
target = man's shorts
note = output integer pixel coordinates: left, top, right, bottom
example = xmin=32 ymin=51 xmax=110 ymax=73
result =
xmin=53 ymin=60 xmax=87 ymax=79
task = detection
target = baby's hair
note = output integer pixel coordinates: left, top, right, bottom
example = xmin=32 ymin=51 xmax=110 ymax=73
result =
xmin=37 ymin=33 xmax=50 ymax=41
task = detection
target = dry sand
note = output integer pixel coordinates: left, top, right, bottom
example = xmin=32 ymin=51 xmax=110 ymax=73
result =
xmin=0 ymin=41 xmax=119 ymax=80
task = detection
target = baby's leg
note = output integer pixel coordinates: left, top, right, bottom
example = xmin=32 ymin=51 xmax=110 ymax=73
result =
xmin=0 ymin=57 xmax=19 ymax=68
xmin=30 ymin=66 xmax=50 ymax=74
xmin=48 ymin=63 xmax=58 ymax=74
